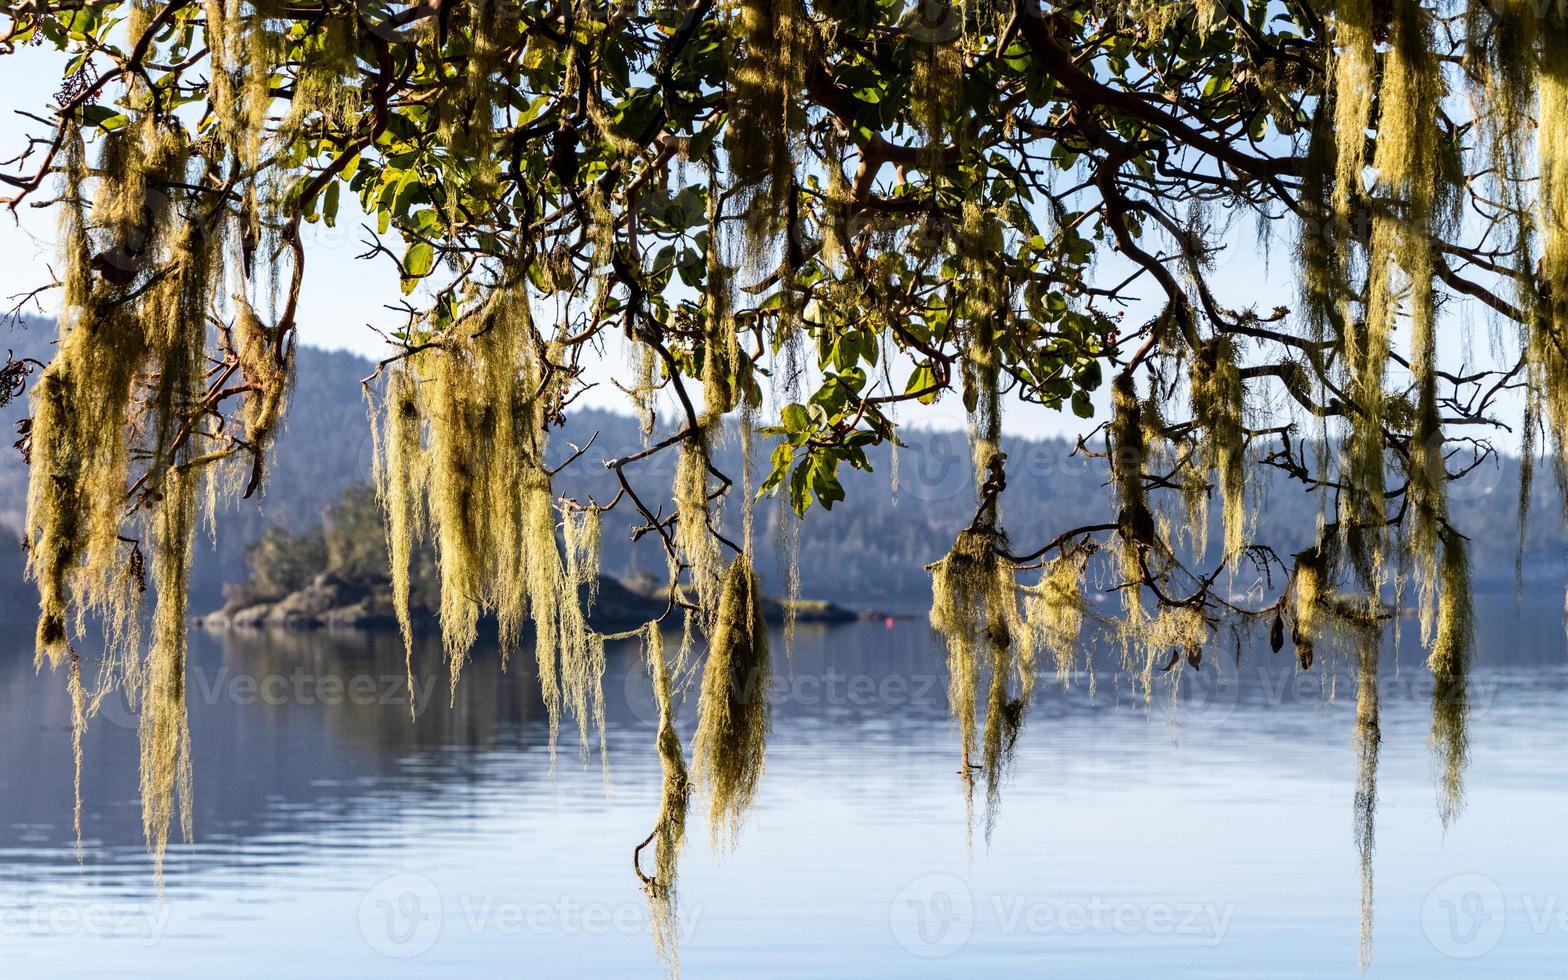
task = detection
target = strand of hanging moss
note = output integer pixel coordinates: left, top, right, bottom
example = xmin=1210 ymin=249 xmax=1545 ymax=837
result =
xmin=691 ymin=556 xmax=771 ymax=847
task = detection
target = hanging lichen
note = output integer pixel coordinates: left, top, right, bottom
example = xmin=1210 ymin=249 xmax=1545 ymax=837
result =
xmin=1327 ymin=1 xmax=1452 ymax=629
xmin=1176 ymin=410 xmax=1212 ymax=562
xmin=929 ymin=524 xmax=1032 ymax=838
xmin=67 ymin=647 xmax=86 ymax=858
xmin=1534 ymin=28 xmax=1568 ymax=512
xmin=278 ymin=4 xmax=360 ymax=138
xmin=1189 ymin=336 xmax=1247 ymax=563
xmin=17 ymin=7 xmax=1568 ymax=972
xmin=909 ymin=26 xmax=964 ymax=157
xmin=1290 ymin=544 xmax=1327 ymax=669
xmin=524 ymin=471 xmax=607 ymax=765
xmin=433 ymin=0 xmax=509 ymax=217
xmin=419 ymin=344 xmax=486 ymax=681
xmin=962 ymin=338 xmax=1002 ymax=501
xmin=203 ymin=0 xmax=272 ymax=174
xmin=371 ymin=289 xmax=608 ymax=765
xmin=1464 ymin=0 xmax=1537 ymax=292
xmin=724 ymin=0 xmax=808 ymax=247
xmin=139 ymin=466 xmax=197 ymax=886
xmin=28 ymin=130 xmax=149 ymax=670
xmin=21 ymin=99 xmax=246 ymax=880
xmin=233 ymin=295 xmax=293 ymax=490
xmin=1404 ymin=192 xmax=1448 ymax=643
xmin=564 ymin=504 xmax=603 ymax=609
xmin=1329 ymin=0 xmax=1376 ymax=224
xmin=637 ymin=622 xmax=690 ymax=976
xmin=926 ymin=297 xmax=1045 ymax=837
xmin=1109 ymin=372 xmax=1156 ymax=674
xmin=1353 ymin=629 xmax=1381 ymax=973
xmin=931 ymin=530 xmax=988 ymax=780
xmin=490 ymin=300 xmax=544 ymax=663
xmin=1022 ymin=552 xmax=1089 ymax=686
xmin=818 ymin=126 xmax=853 ymax=267
xmin=675 ymin=436 xmax=724 ymax=627
xmin=633 ymin=339 xmax=659 ymax=443
xmin=1428 ymin=529 xmax=1473 ymax=829
xmin=690 ymin=555 xmax=770 ymax=846
xmin=371 ymin=364 xmax=426 ymax=715
xmin=1110 ymin=373 xmax=1152 ymax=551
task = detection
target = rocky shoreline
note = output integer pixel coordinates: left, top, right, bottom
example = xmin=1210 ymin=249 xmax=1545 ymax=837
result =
xmin=197 ymin=571 xmax=864 ymax=633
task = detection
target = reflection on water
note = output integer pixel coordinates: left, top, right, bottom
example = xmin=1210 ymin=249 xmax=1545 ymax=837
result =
xmin=1 ymin=601 xmax=1566 ymax=977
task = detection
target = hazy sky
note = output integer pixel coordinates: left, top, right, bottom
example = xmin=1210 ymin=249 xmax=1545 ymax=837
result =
xmin=0 ymin=47 xmax=1522 ymax=448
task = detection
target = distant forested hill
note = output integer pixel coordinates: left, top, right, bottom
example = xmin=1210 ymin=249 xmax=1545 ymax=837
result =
xmin=0 ymin=319 xmax=1562 ymax=618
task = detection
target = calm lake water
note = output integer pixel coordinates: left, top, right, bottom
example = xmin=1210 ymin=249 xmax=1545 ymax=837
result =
xmin=1 ymin=598 xmax=1566 ymax=977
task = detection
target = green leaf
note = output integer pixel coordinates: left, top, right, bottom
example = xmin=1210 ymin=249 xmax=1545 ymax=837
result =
xmin=405 ymin=242 xmax=435 ymax=277
xmin=905 ymin=365 xmax=940 ymax=404
xmin=788 ymin=462 xmax=812 ymax=515
xmin=401 ymin=243 xmax=435 ymax=292
xmin=686 ymin=118 xmax=723 ymax=163
xmin=781 ymin=403 xmax=809 ymax=436
xmin=409 ymin=208 xmax=441 ymax=234
xmin=322 ymin=180 xmax=341 ymax=228
xmin=391 ymin=170 xmax=425 ymax=219
xmin=80 ymin=105 xmax=129 ymax=132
